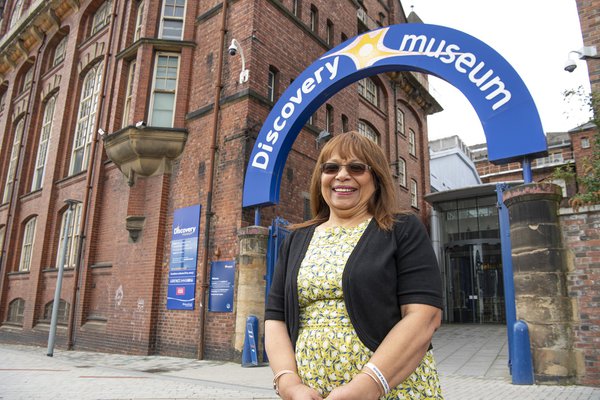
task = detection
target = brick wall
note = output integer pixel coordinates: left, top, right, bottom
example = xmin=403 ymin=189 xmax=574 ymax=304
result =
xmin=559 ymin=205 xmax=600 ymax=386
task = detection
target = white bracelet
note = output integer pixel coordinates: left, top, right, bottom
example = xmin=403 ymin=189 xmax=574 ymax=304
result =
xmin=366 ymin=362 xmax=390 ymax=395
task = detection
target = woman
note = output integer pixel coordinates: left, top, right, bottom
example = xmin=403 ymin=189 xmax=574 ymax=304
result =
xmin=265 ymin=131 xmax=444 ymax=399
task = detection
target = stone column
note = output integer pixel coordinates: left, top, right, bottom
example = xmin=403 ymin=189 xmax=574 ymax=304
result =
xmin=234 ymin=226 xmax=269 ymax=360
xmin=503 ymin=183 xmax=576 ymax=384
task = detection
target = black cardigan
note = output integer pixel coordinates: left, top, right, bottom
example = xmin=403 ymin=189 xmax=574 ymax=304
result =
xmin=265 ymin=214 xmax=443 ymax=351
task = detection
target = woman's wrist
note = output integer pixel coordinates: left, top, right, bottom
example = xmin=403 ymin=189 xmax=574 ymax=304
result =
xmin=351 ymin=372 xmax=383 ymax=399
xmin=276 ymin=372 xmax=303 ymax=397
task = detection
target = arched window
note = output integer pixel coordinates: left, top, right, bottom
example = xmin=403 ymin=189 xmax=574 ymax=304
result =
xmin=22 ymin=66 xmax=34 ymax=92
xmin=358 ymin=78 xmax=377 ymax=106
xmin=43 ymin=299 xmax=70 ymax=324
xmin=0 ymin=88 xmax=6 ymax=113
xmin=0 ymin=225 xmax=5 ymax=252
xmin=396 ymin=107 xmax=405 ymax=135
xmin=32 ymin=96 xmax=56 ymax=191
xmin=267 ymin=66 xmax=278 ymax=103
xmin=70 ymin=62 xmax=103 ymax=175
xmin=410 ymin=179 xmax=418 ymax=208
xmin=19 ymin=217 xmax=36 ymax=272
xmin=7 ymin=298 xmax=25 ymax=325
xmin=2 ymin=118 xmax=25 ymax=204
xmin=52 ymin=36 xmax=68 ymax=67
xmin=8 ymin=0 xmax=24 ymax=30
xmin=134 ymin=1 xmax=144 ymax=41
xmin=357 ymin=120 xmax=379 ymax=143
xmin=398 ymin=158 xmax=406 ymax=187
xmin=56 ymin=203 xmax=83 ymax=269
xmin=408 ymin=128 xmax=416 ymax=156
xmin=91 ymin=1 xmax=111 ymax=36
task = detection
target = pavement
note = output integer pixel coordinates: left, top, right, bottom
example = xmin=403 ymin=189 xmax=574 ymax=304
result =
xmin=0 ymin=324 xmax=598 ymax=400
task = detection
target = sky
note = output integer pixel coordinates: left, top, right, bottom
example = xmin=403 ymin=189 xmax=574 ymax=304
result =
xmin=400 ymin=0 xmax=592 ymax=145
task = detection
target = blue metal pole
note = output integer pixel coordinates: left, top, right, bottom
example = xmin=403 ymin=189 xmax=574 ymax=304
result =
xmin=254 ymin=207 xmax=260 ymax=226
xmin=522 ymin=157 xmax=533 ymax=183
xmin=496 ymin=183 xmax=517 ymax=374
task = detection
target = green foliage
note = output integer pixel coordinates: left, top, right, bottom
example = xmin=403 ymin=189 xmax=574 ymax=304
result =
xmin=562 ymin=89 xmax=600 ymax=210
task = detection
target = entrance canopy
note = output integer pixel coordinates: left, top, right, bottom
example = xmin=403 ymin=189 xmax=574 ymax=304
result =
xmin=243 ymin=24 xmax=547 ymax=207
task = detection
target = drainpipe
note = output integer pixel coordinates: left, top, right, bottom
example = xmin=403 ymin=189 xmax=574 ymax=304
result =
xmin=393 ymin=82 xmax=399 ymax=173
xmin=67 ymin=0 xmax=118 ymax=349
xmin=197 ymin=0 xmax=228 ymax=360
xmin=0 ymin=33 xmax=46 ymax=314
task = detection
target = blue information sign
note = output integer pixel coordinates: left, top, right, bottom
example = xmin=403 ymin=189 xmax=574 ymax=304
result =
xmin=209 ymin=260 xmax=236 ymax=312
xmin=167 ymin=205 xmax=201 ymax=310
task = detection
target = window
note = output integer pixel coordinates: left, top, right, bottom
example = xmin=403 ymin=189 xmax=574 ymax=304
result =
xmin=19 ymin=218 xmax=36 ymax=272
xmin=378 ymin=12 xmax=385 ymax=26
xmin=91 ymin=1 xmax=111 ymax=36
xmin=150 ymin=53 xmax=179 ymax=127
xmin=2 ymin=119 xmax=25 ymax=204
xmin=326 ymin=19 xmax=333 ymax=45
xmin=358 ymin=120 xmax=378 ymax=143
xmin=341 ymin=32 xmax=348 ymax=42
xmin=358 ymin=78 xmax=377 ymax=106
xmin=398 ymin=158 xmax=406 ymax=187
xmin=32 ymin=96 xmax=56 ymax=191
xmin=160 ymin=0 xmax=185 ymax=40
xmin=396 ymin=107 xmax=404 ymax=135
xmin=341 ymin=114 xmax=349 ymax=132
xmin=52 ymin=36 xmax=68 ymax=67
xmin=134 ymin=1 xmax=144 ymax=41
xmin=8 ymin=0 xmax=23 ymax=30
xmin=56 ymin=203 xmax=83 ymax=269
xmin=70 ymin=63 xmax=103 ymax=175
xmin=310 ymin=4 xmax=318 ymax=32
xmin=292 ymin=0 xmax=300 ymax=17
xmin=408 ymin=129 xmax=416 ymax=156
xmin=22 ymin=67 xmax=33 ymax=92
xmin=0 ymin=225 xmax=5 ymax=254
xmin=303 ymin=196 xmax=311 ymax=221
xmin=410 ymin=179 xmax=418 ymax=208
xmin=325 ymin=104 xmax=333 ymax=133
xmin=43 ymin=300 xmax=70 ymax=324
xmin=7 ymin=298 xmax=25 ymax=324
xmin=581 ymin=137 xmax=590 ymax=149
xmin=267 ymin=67 xmax=277 ymax=102
xmin=0 ymin=90 xmax=6 ymax=113
xmin=122 ymin=61 xmax=136 ymax=128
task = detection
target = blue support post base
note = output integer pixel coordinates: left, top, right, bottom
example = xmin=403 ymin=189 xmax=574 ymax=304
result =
xmin=512 ymin=320 xmax=534 ymax=385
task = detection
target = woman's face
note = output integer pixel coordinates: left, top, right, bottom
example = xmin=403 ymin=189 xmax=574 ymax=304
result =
xmin=320 ymin=151 xmax=376 ymax=218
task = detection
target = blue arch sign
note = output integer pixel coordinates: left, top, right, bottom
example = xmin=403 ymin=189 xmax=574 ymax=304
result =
xmin=242 ymin=24 xmax=547 ymax=207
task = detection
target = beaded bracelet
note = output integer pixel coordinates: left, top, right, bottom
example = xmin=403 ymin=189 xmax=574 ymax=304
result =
xmin=272 ymin=369 xmax=297 ymax=396
xmin=365 ymin=362 xmax=390 ymax=395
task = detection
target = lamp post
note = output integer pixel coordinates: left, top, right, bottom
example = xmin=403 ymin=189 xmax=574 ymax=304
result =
xmin=47 ymin=199 xmax=80 ymax=357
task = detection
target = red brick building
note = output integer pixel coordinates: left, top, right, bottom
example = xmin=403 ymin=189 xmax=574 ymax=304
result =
xmin=0 ymin=0 xmax=439 ymax=360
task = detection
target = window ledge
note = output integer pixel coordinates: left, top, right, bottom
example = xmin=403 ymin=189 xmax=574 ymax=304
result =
xmin=103 ymin=125 xmax=188 ymax=185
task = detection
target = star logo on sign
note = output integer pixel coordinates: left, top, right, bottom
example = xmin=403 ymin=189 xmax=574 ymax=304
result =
xmin=321 ymin=27 xmax=401 ymax=70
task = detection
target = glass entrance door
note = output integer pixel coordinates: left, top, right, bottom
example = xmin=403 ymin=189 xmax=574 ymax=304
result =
xmin=445 ymin=243 xmax=505 ymax=323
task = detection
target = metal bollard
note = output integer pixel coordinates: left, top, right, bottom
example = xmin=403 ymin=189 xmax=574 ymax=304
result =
xmin=512 ymin=320 xmax=534 ymax=384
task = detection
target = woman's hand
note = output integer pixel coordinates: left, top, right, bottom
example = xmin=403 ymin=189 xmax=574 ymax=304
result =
xmin=279 ymin=381 xmax=324 ymax=400
xmin=324 ymin=373 xmax=381 ymax=400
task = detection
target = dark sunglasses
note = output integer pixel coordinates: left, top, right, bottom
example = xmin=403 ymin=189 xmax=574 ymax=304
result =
xmin=320 ymin=162 xmax=371 ymax=175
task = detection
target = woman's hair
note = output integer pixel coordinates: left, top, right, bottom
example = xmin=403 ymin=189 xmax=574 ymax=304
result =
xmin=294 ymin=131 xmax=403 ymax=231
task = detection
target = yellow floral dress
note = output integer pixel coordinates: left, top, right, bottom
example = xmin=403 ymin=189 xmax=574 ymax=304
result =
xmin=295 ymin=219 xmax=443 ymax=399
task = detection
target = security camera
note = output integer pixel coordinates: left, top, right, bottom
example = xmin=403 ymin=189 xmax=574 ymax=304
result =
xmin=228 ymin=40 xmax=238 ymax=56
xmin=135 ymin=120 xmax=147 ymax=129
xmin=564 ymin=59 xmax=577 ymax=73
